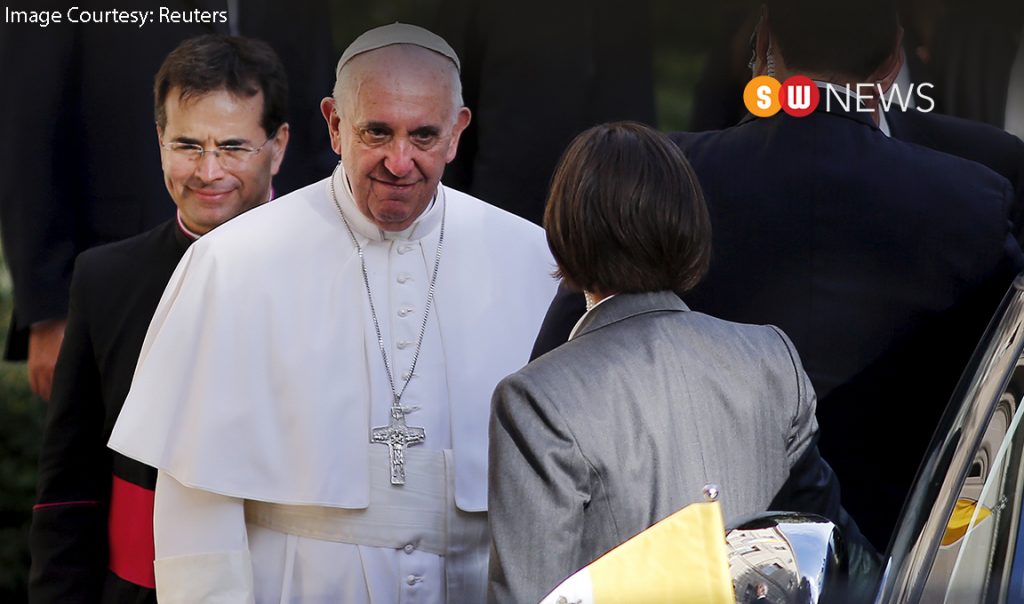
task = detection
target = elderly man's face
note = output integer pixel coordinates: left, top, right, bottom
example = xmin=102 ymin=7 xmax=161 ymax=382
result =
xmin=158 ymin=87 xmax=288 ymax=234
xmin=322 ymin=47 xmax=470 ymax=231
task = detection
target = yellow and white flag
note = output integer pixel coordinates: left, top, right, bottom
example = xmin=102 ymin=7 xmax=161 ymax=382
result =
xmin=539 ymin=501 xmax=734 ymax=604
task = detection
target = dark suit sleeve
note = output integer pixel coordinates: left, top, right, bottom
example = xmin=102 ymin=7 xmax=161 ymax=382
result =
xmin=0 ymin=16 xmax=80 ymax=351
xmin=530 ymin=284 xmax=587 ymax=360
xmin=488 ymin=373 xmax=590 ymax=604
xmin=887 ymin=109 xmax=1024 ymax=245
xmin=1003 ymin=142 xmax=1024 ymax=246
xmin=767 ymin=326 xmax=880 ymax=581
xmin=29 ymin=254 xmax=111 ymax=603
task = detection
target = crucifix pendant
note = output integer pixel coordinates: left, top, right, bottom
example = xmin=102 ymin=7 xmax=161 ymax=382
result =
xmin=371 ymin=405 xmax=426 ymax=485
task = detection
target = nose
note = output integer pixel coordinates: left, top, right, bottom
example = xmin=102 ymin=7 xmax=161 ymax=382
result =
xmin=383 ymin=139 xmax=414 ymax=178
xmin=195 ymin=149 xmax=226 ymax=181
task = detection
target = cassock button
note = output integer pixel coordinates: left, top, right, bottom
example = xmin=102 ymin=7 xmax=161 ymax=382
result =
xmin=397 ymin=274 xmax=411 ymax=284
xmin=403 ymin=543 xmax=415 ymax=554
xmin=398 ymin=307 xmax=413 ymax=318
xmin=406 ymin=574 xmax=418 ymax=586
xmin=397 ymin=340 xmax=412 ymax=350
xmin=401 ymin=371 xmax=412 ymax=381
xmin=398 ymin=244 xmax=413 ymax=255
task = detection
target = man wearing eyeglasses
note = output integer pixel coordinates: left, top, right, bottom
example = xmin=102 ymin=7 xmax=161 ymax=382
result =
xmin=28 ymin=34 xmax=289 ymax=604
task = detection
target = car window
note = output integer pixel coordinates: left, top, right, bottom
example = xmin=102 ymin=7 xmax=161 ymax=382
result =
xmin=920 ymin=360 xmax=1024 ymax=603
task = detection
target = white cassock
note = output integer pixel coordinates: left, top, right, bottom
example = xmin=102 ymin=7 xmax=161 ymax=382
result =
xmin=108 ymin=167 xmax=557 ymax=603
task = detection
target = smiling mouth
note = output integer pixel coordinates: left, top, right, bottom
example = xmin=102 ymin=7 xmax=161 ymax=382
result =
xmin=190 ymin=188 xmax=234 ymax=202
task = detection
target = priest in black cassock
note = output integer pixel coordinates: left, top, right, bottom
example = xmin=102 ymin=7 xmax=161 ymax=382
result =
xmin=0 ymin=0 xmax=334 ymax=403
xmin=28 ymin=34 xmax=290 ymax=603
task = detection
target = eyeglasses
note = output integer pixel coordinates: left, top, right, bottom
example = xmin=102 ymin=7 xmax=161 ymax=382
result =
xmin=161 ymin=130 xmax=277 ymax=169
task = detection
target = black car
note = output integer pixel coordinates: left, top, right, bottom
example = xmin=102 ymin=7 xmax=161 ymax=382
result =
xmin=728 ymin=274 xmax=1024 ymax=603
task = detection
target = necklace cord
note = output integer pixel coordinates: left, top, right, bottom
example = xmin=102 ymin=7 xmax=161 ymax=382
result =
xmin=329 ymin=167 xmax=445 ymax=409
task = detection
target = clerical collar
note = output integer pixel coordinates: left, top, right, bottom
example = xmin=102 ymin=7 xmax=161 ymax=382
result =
xmin=176 ymin=187 xmax=277 ymax=241
xmin=176 ymin=211 xmax=201 ymax=241
xmin=331 ymin=165 xmax=443 ymax=242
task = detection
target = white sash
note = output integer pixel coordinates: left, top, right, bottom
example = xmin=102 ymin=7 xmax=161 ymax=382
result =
xmin=244 ymin=448 xmax=488 ymax=602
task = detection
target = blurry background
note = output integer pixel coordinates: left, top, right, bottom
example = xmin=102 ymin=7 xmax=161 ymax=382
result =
xmin=0 ymin=250 xmax=39 ymax=601
xmin=2 ymin=0 xmax=1021 ymax=599
xmin=327 ymin=0 xmax=733 ymax=132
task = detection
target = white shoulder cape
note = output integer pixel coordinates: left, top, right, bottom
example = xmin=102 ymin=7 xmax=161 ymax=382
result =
xmin=109 ymin=178 xmax=557 ymax=511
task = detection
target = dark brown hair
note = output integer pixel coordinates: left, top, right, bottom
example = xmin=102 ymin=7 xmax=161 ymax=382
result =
xmin=154 ymin=34 xmax=288 ymax=135
xmin=766 ymin=0 xmax=900 ymax=81
xmin=544 ymin=121 xmax=711 ymax=295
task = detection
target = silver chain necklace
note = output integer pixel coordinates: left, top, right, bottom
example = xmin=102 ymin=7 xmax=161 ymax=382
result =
xmin=329 ymin=167 xmax=445 ymax=484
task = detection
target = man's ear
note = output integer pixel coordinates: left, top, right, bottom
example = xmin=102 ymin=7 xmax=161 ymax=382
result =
xmin=268 ymin=123 xmax=290 ymax=176
xmin=156 ymin=123 xmax=164 ymax=146
xmin=751 ymin=5 xmax=771 ymax=77
xmin=445 ymin=106 xmax=472 ymax=163
xmin=320 ymin=96 xmax=343 ymax=156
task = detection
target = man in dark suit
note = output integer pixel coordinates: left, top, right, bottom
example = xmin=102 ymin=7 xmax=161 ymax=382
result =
xmin=532 ymin=0 xmax=1024 ymax=550
xmin=28 ymin=34 xmax=290 ymax=603
xmin=0 ymin=0 xmax=334 ymax=401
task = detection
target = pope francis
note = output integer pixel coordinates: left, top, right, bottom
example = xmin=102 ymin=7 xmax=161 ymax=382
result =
xmin=109 ymin=23 xmax=557 ymax=603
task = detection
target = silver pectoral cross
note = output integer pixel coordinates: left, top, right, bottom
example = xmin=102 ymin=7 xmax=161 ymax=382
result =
xmin=371 ymin=406 xmax=425 ymax=485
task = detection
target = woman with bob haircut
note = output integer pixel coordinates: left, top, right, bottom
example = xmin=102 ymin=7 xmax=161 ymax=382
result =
xmin=487 ymin=122 xmax=871 ymax=603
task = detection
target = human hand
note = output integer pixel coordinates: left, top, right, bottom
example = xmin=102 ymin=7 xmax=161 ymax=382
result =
xmin=28 ymin=318 xmax=67 ymax=401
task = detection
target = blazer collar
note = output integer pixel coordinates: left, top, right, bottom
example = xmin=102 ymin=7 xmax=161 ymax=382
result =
xmin=571 ymin=290 xmax=689 ymax=340
xmin=883 ymin=108 xmax=910 ymax=139
xmin=738 ymin=93 xmax=880 ymax=131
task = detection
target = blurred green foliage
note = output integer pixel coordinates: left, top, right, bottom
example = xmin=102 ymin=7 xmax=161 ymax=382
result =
xmin=656 ymin=49 xmax=707 ymax=132
xmin=0 ymin=246 xmax=43 ymax=603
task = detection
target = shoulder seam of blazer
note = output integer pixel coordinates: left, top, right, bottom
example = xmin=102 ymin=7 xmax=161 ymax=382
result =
xmin=764 ymin=325 xmax=804 ymax=438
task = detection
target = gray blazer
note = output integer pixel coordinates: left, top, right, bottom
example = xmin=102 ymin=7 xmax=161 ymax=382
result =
xmin=487 ymin=291 xmax=820 ymax=603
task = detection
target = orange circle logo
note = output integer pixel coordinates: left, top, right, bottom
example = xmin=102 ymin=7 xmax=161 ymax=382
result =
xmin=743 ymin=76 xmax=781 ymax=117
